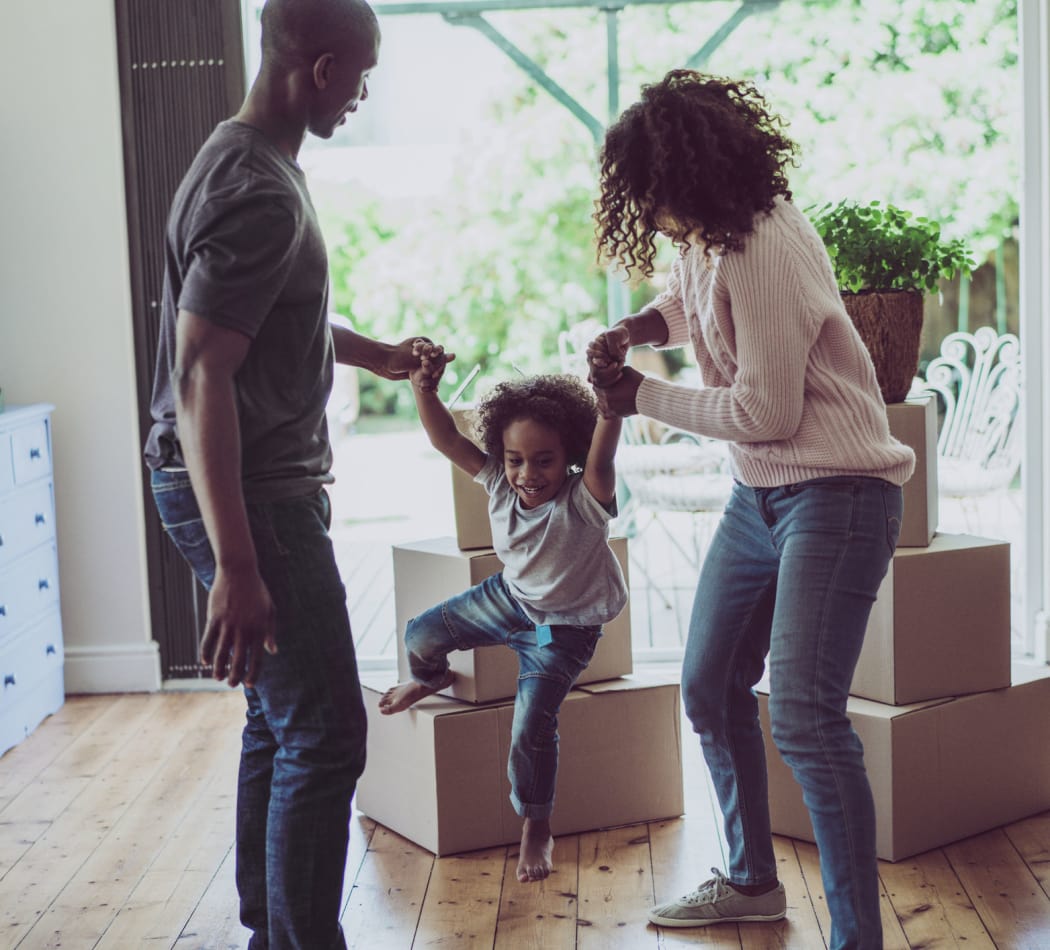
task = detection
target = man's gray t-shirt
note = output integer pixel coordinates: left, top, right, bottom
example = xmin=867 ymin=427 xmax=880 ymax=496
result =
xmin=475 ymin=457 xmax=628 ymax=626
xmin=144 ymin=120 xmax=334 ymax=502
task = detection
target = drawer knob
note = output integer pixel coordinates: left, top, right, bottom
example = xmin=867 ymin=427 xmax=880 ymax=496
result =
xmin=3 ymin=674 xmax=14 ymax=688
xmin=46 ymin=644 xmax=56 ymax=656
xmin=0 ymin=605 xmax=6 ymax=616
xmin=38 ymin=578 xmax=50 ymax=591
xmin=34 ymin=513 xmax=47 ymax=525
xmin=29 ymin=448 xmax=41 ymax=460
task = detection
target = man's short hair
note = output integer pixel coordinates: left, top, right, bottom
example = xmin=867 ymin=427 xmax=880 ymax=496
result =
xmin=261 ymin=0 xmax=379 ymax=69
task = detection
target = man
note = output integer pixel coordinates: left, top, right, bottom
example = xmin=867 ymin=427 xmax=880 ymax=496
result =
xmin=144 ymin=1 xmax=417 ymax=946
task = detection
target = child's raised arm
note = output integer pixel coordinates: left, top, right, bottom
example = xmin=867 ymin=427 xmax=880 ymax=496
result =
xmin=410 ymin=340 xmax=486 ymax=478
xmin=582 ymin=413 xmax=622 ymax=507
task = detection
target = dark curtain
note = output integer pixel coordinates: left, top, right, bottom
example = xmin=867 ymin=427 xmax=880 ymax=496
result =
xmin=115 ymin=0 xmax=246 ymax=679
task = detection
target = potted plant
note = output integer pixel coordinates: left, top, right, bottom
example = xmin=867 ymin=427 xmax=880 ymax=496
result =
xmin=809 ymin=199 xmax=975 ymax=403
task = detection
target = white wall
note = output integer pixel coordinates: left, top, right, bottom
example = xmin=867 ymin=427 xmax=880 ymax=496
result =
xmin=0 ymin=1 xmax=160 ymax=691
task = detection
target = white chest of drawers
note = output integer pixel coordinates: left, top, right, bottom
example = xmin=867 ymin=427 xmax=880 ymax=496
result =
xmin=0 ymin=404 xmax=64 ymax=757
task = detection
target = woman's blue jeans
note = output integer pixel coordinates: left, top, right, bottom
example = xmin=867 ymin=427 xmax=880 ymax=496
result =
xmin=405 ymin=572 xmax=600 ymax=819
xmin=151 ymin=469 xmax=367 ymax=950
xmin=683 ymin=476 xmax=902 ymax=950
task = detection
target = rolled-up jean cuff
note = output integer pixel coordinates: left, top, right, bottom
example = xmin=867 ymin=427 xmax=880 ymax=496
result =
xmin=511 ymin=791 xmax=554 ymax=820
xmin=413 ymin=671 xmax=451 ymax=690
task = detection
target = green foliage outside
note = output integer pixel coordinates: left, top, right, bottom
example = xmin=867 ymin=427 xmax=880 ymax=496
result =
xmin=326 ymin=126 xmax=609 ymax=416
xmin=810 ymin=200 xmax=976 ymax=293
xmin=322 ymin=0 xmax=1019 ymax=418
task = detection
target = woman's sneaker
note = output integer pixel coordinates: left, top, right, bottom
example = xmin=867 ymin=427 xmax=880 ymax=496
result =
xmin=648 ymin=868 xmax=787 ymax=928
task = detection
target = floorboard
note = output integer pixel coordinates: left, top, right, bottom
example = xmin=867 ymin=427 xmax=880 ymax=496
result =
xmin=2 ymin=690 xmax=1050 ymax=948
xmin=411 ymin=846 xmax=506 ymax=947
xmin=944 ymin=829 xmax=1050 ymax=948
xmin=576 ymin=825 xmax=658 ymax=948
xmin=492 ymin=835 xmax=578 ymax=950
xmin=342 ymin=823 xmax=432 ymax=950
xmin=879 ymin=849 xmax=997 ymax=949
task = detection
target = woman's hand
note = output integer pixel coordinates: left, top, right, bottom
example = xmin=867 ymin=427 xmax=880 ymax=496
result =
xmin=587 ymin=324 xmax=631 ymax=388
xmin=593 ymin=365 xmax=643 ymax=418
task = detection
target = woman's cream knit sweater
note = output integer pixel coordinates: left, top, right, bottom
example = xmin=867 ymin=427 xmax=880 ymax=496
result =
xmin=635 ymin=197 xmax=916 ymax=488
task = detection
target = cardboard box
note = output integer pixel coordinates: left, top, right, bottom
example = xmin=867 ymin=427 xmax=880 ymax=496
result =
xmin=757 ymin=665 xmax=1050 ymax=862
xmin=886 ymin=396 xmax=939 ymax=547
xmin=393 ymin=536 xmax=633 ymax=703
xmin=449 ymin=406 xmax=493 ymax=550
xmin=851 ymin=533 xmax=1011 ymax=705
xmin=356 ymin=673 xmax=684 ymax=856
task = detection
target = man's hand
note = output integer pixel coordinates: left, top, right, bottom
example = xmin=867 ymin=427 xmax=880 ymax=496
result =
xmin=409 ymin=339 xmax=452 ymax=393
xmin=587 ymin=324 xmax=631 ymax=389
xmin=374 ymin=336 xmax=456 ymax=382
xmin=593 ymin=365 xmax=643 ymax=419
xmin=200 ymin=564 xmax=278 ymax=688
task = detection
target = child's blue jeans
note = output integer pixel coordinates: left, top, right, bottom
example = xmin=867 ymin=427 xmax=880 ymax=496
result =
xmin=150 ymin=469 xmax=366 ymax=950
xmin=405 ymin=572 xmax=600 ymax=819
xmin=683 ymin=476 xmax=902 ymax=950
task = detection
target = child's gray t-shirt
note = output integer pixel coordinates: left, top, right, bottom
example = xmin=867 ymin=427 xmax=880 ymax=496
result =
xmin=475 ymin=457 xmax=628 ymax=627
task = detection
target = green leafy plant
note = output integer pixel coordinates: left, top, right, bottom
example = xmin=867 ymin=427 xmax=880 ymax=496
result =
xmin=809 ymin=200 xmax=975 ymax=294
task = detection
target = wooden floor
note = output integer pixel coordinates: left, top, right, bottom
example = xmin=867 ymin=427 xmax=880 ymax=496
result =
xmin=2 ymin=691 xmax=1049 ymax=949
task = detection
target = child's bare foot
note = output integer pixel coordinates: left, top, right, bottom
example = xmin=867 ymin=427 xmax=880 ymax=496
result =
xmin=378 ymin=671 xmax=454 ymax=715
xmin=517 ymin=817 xmax=554 ymax=883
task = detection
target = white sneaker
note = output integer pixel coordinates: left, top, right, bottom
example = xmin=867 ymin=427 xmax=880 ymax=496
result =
xmin=648 ymin=868 xmax=787 ymax=928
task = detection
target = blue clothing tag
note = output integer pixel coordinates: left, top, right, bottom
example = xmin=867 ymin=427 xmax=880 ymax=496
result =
xmin=536 ymin=624 xmax=553 ymax=647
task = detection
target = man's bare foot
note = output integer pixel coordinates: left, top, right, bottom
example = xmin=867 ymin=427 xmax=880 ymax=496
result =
xmin=516 ymin=817 xmax=554 ymax=883
xmin=378 ymin=671 xmax=454 ymax=715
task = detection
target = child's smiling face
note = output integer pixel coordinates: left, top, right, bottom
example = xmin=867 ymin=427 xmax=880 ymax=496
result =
xmin=501 ymin=418 xmax=569 ymax=509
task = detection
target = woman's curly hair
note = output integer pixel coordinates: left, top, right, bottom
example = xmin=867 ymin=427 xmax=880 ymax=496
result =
xmin=594 ymin=69 xmax=800 ymax=279
xmin=473 ymin=374 xmax=598 ymax=473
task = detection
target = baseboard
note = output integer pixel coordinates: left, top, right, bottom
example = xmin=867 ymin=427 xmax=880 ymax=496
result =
xmin=63 ymin=640 xmax=162 ymax=694
xmin=162 ymin=677 xmax=231 ymax=692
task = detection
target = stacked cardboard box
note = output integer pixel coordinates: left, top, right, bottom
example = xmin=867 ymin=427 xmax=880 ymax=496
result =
xmin=358 ymin=672 xmax=684 ymax=856
xmin=390 ymin=536 xmax=634 ymax=704
xmin=757 ymin=394 xmax=1050 ymax=861
xmin=356 ymin=406 xmax=685 ymax=855
xmin=447 ymin=405 xmax=495 ymax=551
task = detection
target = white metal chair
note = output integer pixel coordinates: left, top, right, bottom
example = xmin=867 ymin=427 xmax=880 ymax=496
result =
xmin=615 ymin=417 xmax=733 ymax=568
xmin=911 ymin=326 xmax=1022 ymax=531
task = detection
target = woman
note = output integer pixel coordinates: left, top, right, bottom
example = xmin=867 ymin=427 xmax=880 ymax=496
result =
xmin=587 ymin=69 xmax=913 ymax=950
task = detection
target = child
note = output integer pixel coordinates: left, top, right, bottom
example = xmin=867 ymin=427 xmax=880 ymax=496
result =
xmin=379 ymin=339 xmax=627 ymax=885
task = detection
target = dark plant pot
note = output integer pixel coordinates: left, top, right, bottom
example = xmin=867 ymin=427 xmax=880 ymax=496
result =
xmin=841 ymin=290 xmax=924 ymax=404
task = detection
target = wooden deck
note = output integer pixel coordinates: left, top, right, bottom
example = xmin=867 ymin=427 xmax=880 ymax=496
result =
xmin=1 ymin=690 xmax=1049 ymax=948
xmin=333 ymin=515 xmax=703 ymax=665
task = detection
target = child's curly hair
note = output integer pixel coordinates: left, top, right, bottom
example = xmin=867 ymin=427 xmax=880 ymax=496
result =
xmin=473 ymin=374 xmax=598 ymax=473
xmin=594 ymin=69 xmax=800 ymax=280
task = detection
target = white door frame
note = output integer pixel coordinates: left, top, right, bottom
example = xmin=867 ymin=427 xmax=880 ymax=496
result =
xmin=1020 ymin=0 xmax=1050 ymax=662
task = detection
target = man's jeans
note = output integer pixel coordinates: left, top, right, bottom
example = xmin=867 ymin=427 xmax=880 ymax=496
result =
xmin=151 ymin=469 xmax=367 ymax=950
xmin=682 ymin=476 xmax=902 ymax=950
xmin=405 ymin=572 xmax=600 ymax=819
